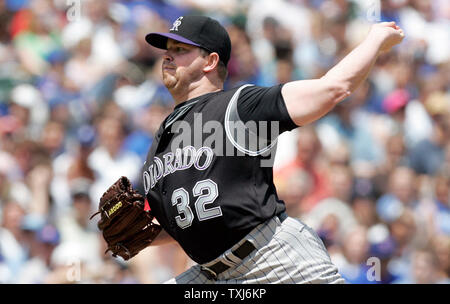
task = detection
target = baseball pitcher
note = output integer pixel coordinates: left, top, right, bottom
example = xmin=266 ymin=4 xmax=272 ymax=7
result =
xmin=93 ymin=15 xmax=404 ymax=284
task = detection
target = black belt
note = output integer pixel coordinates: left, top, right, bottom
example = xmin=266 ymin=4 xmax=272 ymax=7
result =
xmin=201 ymin=212 xmax=288 ymax=280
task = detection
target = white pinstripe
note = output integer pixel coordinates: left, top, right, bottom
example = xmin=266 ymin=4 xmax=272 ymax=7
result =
xmin=164 ymin=216 xmax=346 ymax=284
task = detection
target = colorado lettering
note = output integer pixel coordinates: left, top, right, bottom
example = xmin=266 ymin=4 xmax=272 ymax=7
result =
xmin=143 ymin=146 xmax=214 ymax=194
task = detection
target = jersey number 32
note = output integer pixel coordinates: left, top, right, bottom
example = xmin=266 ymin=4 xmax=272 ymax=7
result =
xmin=171 ymin=179 xmax=222 ymax=229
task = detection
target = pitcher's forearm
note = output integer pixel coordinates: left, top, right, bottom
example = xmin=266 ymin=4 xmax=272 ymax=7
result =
xmin=281 ymin=36 xmax=383 ymax=127
xmin=282 ymin=22 xmax=404 ymax=126
xmin=322 ymin=35 xmax=383 ymax=94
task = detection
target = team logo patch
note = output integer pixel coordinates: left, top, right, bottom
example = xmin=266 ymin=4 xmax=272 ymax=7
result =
xmin=170 ymin=16 xmax=183 ymax=31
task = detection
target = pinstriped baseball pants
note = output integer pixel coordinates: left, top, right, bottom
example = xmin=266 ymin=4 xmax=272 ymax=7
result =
xmin=164 ymin=215 xmax=346 ymax=284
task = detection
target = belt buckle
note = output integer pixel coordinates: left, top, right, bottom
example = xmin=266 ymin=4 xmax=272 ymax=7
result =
xmin=200 ymin=266 xmax=217 ymax=280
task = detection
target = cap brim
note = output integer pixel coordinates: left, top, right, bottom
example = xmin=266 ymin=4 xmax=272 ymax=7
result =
xmin=145 ymin=32 xmax=200 ymax=49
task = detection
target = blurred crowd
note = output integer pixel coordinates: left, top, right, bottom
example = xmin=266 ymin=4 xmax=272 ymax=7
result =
xmin=0 ymin=0 xmax=449 ymax=284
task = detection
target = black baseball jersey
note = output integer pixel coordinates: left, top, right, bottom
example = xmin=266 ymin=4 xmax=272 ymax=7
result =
xmin=143 ymin=84 xmax=297 ymax=264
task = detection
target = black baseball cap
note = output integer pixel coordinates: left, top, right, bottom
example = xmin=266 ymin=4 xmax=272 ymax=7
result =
xmin=145 ymin=15 xmax=231 ymax=66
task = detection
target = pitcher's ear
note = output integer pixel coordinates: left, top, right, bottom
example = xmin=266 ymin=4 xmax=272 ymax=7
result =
xmin=203 ymin=52 xmax=220 ymax=73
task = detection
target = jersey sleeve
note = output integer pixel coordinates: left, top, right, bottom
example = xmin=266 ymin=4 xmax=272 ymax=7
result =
xmin=237 ymin=84 xmax=298 ymax=135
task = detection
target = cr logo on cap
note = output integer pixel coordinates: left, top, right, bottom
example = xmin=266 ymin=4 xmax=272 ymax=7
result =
xmin=170 ymin=16 xmax=183 ymax=31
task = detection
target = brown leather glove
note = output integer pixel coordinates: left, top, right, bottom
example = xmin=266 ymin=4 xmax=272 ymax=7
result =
xmin=91 ymin=176 xmax=162 ymax=260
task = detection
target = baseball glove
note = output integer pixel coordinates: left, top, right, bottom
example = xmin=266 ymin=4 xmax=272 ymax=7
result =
xmin=90 ymin=176 xmax=162 ymax=260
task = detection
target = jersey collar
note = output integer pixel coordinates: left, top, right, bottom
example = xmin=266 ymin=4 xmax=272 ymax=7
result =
xmin=166 ymin=90 xmax=224 ymax=129
xmin=165 ymin=99 xmax=200 ymax=129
